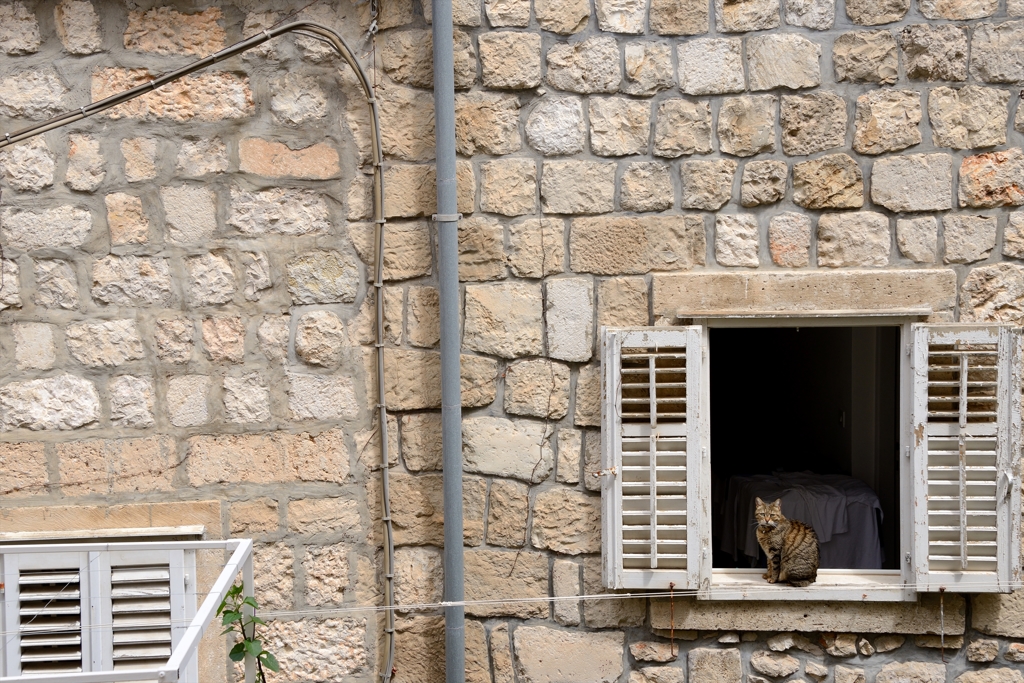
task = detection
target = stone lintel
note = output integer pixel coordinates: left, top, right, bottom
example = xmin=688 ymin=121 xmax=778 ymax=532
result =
xmin=0 ymin=500 xmax=223 ymax=538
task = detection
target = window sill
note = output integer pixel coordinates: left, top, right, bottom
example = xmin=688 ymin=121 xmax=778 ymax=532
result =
xmin=703 ymin=569 xmax=913 ymax=602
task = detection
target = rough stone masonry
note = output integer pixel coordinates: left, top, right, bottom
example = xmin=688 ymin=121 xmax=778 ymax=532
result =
xmin=1 ymin=0 xmax=1024 ymax=683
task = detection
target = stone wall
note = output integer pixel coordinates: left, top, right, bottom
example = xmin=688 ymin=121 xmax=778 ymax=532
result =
xmin=1 ymin=1 xmax=1024 ymax=683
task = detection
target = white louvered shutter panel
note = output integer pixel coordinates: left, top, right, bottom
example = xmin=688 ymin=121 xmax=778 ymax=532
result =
xmin=602 ymin=327 xmax=706 ymax=590
xmin=911 ymin=324 xmax=1022 ymax=592
xmin=111 ymin=565 xmax=174 ymax=670
xmin=18 ymin=568 xmax=85 ymax=674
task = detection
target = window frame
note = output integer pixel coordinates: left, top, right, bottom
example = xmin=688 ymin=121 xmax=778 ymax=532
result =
xmin=602 ymin=314 xmax=1021 ymax=602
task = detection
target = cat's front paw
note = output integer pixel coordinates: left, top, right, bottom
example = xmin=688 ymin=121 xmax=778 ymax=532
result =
xmin=762 ymin=572 xmax=770 ymax=580
xmin=766 ymin=576 xmax=777 ymax=584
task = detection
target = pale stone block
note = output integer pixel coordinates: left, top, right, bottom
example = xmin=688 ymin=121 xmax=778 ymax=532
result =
xmin=970 ymin=22 xmax=1024 ymax=83
xmin=256 ymin=315 xmax=287 ymax=363
xmin=575 ymin=365 xmax=602 ymax=426
xmin=650 ymin=0 xmax=708 ymax=33
xmin=967 ymin=636 xmax=1000 ymax=659
xmin=350 ymin=221 xmax=432 ymax=281
xmin=55 ymin=0 xmax=100 ymax=54
xmin=835 ymin=666 xmax=866 ymax=683
xmin=258 ymin=618 xmax=364 ymax=681
xmin=870 ymin=154 xmax=952 ymax=212
xmin=716 ymin=0 xmax=779 ymax=31
xmin=457 ymin=217 xmax=506 ymax=282
xmin=955 ymin=671 xmax=1024 ymax=683
xmin=0 ymin=68 xmax=67 ymax=120
xmin=57 ymin=437 xmax=175 ymax=496
xmin=121 ymin=137 xmax=157 ymax=182
xmin=806 ymin=662 xmax=829 ymax=680
xmin=873 ymin=635 xmax=905 ymax=652
xmin=901 ymin=24 xmax=968 ymax=81
xmin=853 ymin=89 xmax=922 ymax=155
xmin=718 ymin=95 xmax=776 ymax=157
xmin=792 ymin=153 xmax=863 ymax=209
xmin=556 ymin=427 xmax=582 ymax=484
xmin=845 ymin=0 xmax=907 ymax=25
xmin=382 ymin=349 xmax=499 ymax=409
xmin=546 ymin=37 xmax=621 ymax=93
xmin=241 ymin=252 xmax=270 ymax=302
xmin=186 ymin=252 xmax=235 ymax=306
xmin=747 ymin=34 xmax=821 ymax=91
xmin=535 ymin=0 xmax=590 ymax=33
xmin=394 ymin=546 xmax=443 ymax=610
xmin=596 ymin=0 xmax=645 ymax=33
xmin=465 ymin=549 xmax=548 ymax=617
xmin=286 ymin=249 xmax=359 ymax=304
xmin=223 ymin=373 xmax=270 ymax=424
xmin=943 ymin=215 xmax=996 ymax=264
xmin=959 ymin=149 xmax=1024 ymax=208
xmin=599 ymin=277 xmax=649 ymax=327
xmin=155 ymin=318 xmax=194 ymax=364
xmin=514 ymin=626 xmax=624 ymax=683
xmin=464 ymin=282 xmax=543 ymax=357
xmin=485 ymin=0 xmax=530 ymax=26
xmin=237 ymin=139 xmax=340 ymax=179
xmin=621 ymin=162 xmax=673 ymax=212
xmin=631 ymin=642 xmax=678 ymax=663
xmin=66 ymin=319 xmax=144 ymax=368
xmin=921 ymin=0 xmax=995 ymax=18
xmin=162 ymin=185 xmax=216 ymax=244
xmin=741 ymin=160 xmax=787 ymax=206
xmin=929 ymin=86 xmax=1008 ymax=149
xmin=65 ymin=135 xmax=104 ymax=191
xmin=504 ymin=359 xmax=571 ymax=418
xmin=287 ymin=498 xmax=361 ymax=537
xmin=875 ymin=663 xmax=945 ymax=683
xmin=491 ymin=624 xmax=515 ymax=683
xmin=833 ymin=30 xmax=898 ymax=84
xmin=0 ymin=260 xmax=20 ymax=311
xmin=230 ymin=498 xmax=279 ymax=535
xmin=897 ymin=217 xmax=939 ymax=263
xmin=780 ymin=91 xmax=847 ymax=156
xmin=479 ymin=32 xmax=541 ymax=89
xmin=455 ymin=92 xmax=521 ymax=156
xmin=654 ymin=99 xmax=712 ymax=158
xmin=590 ymin=97 xmax=650 ymax=156
xmin=382 ymin=29 xmax=434 ymax=87
xmin=0 ymin=2 xmax=39 ymax=54
xmin=2 ymin=205 xmax=90 ymax=252
xmin=287 ymin=373 xmax=358 ymax=421
xmin=541 ymin=160 xmax=616 ymax=214
xmin=623 ymin=42 xmax=674 ymax=96
xmin=187 ymin=430 xmax=350 ymax=485
xmin=123 ymin=7 xmax=225 ymax=56
xmin=553 ymin=560 xmax=581 ymax=625
xmin=167 ymin=375 xmax=210 ymax=427
xmin=1006 ymin=644 xmax=1024 ymax=661
xmin=974 ymin=577 xmax=1024 ymax=636
xmin=678 ymin=38 xmax=745 ymax=95
xmin=785 ymin=0 xmax=834 ymax=28
xmin=304 ymin=544 xmax=350 ymax=607
xmin=716 ymin=214 xmax=760 ymax=267
xmin=546 ymin=277 xmax=594 ymax=362
xmin=13 ymin=323 xmax=55 ymax=370
xmin=818 ymin=212 xmax=890 ymax=267
xmin=0 ymin=375 xmax=99 ymax=431
xmin=681 ymin=159 xmax=736 ymax=210
xmin=1003 ymin=213 xmax=1024 ymax=259
xmin=526 ymin=97 xmax=586 ymax=156
xmin=532 ymin=487 xmax=600 ymax=553
xmin=956 ymin=263 xmax=1024 ymax=323
xmin=270 ymin=74 xmax=326 ymax=125
xmin=480 ymin=159 xmax=536 ymax=216
xmin=462 ymin=416 xmax=553 ymax=482
xmin=913 ymin=634 xmax=963 ymax=649
xmin=105 ymin=193 xmax=148 ymax=245
xmin=406 ymin=287 xmax=439 ymax=350
xmin=572 ymin=216 xmax=705 ymax=274
xmin=378 ymin=84 xmax=436 ymax=162
xmin=508 ymin=218 xmax=564 ymax=278
xmin=0 ymin=137 xmax=54 ymax=192
xmin=109 ymin=375 xmax=155 ymax=428
xmin=33 ymin=259 xmax=79 ymax=310
xmin=751 ymin=652 xmax=800 ymax=678
xmin=583 ymin=430 xmax=601 ymax=491
xmin=583 ymin=557 xmax=645 ymax=626
xmin=486 ymin=479 xmax=529 ymax=547
xmin=176 ymin=138 xmax=227 ymax=176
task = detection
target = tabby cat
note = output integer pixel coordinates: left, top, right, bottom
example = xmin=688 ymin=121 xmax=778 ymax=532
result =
xmin=754 ymin=497 xmax=819 ymax=587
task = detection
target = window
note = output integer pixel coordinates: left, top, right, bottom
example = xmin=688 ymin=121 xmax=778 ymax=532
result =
xmin=0 ymin=529 xmax=200 ymax=680
xmin=601 ymin=322 xmax=1023 ymax=600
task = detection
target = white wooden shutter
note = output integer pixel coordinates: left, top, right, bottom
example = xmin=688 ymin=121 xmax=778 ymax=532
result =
xmin=911 ymin=324 xmax=1022 ymax=592
xmin=602 ymin=327 xmax=706 ymax=590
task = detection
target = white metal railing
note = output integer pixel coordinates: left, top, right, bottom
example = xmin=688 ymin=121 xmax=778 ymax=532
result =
xmin=0 ymin=539 xmax=254 ymax=683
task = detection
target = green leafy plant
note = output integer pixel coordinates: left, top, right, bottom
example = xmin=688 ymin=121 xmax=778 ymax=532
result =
xmin=217 ymin=583 xmax=280 ymax=683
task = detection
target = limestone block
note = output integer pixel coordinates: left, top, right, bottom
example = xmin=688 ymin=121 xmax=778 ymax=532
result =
xmin=914 ymin=634 xmax=964 ymax=649
xmin=639 ymin=668 xmax=685 ymax=683
xmin=394 ymin=546 xmax=443 ymax=610
xmin=155 ymin=319 xmax=194 ymax=364
xmin=504 ymin=359 xmax=571 ymax=418
xmin=1012 ymin=0 xmax=1024 ymax=14
xmin=294 ymin=311 xmax=345 ymax=368
xmin=583 ymin=431 xmax=601 ymax=491
xmin=590 ymin=98 xmax=651 ymax=156
xmin=599 ymin=277 xmax=649 ymax=327
xmin=303 ymin=544 xmax=349 ymax=607
xmin=959 ymin=148 xmax=1024 ymax=208
xmin=780 ymin=91 xmax=846 ymax=156
xmin=2 ymin=205 xmax=90 ymax=251
xmin=0 ymin=375 xmax=99 ymax=431
xmin=897 ymin=217 xmax=939 ymax=263
xmin=94 ymin=69 xmax=254 ymax=122
xmin=514 ymin=626 xmax=624 ymax=683
xmin=873 ymin=635 xmax=906 ymax=652
xmin=966 ymin=640 xmax=999 ymax=663
xmin=162 ymin=186 xmax=217 ymax=244
xmin=465 ymin=549 xmax=548 ymax=617
xmin=350 ymin=221 xmax=432 ymax=281
xmin=678 ymin=38 xmax=745 ymax=95
xmin=286 ymin=250 xmax=359 ymax=304
xmin=741 ymin=160 xmax=787 ymax=206
xmin=526 ymin=97 xmax=586 ymax=156
xmin=256 ymin=316 xmax=287 ymax=363
xmin=383 ymin=30 xmax=435 ymax=87
xmin=943 ymin=215 xmax=996 ymax=264
xmin=0 ymin=442 xmax=48 ymax=496
xmin=382 ymin=349 xmax=499 ymax=409
xmin=531 ymin=487 xmax=600 ymax=553
xmin=92 ymin=255 xmax=172 ymax=307
xmin=462 ymin=416 xmax=553 ymax=481
xmin=33 ymin=259 xmax=79 ymax=310
xmin=716 ymin=214 xmax=760 ymax=267
xmin=961 ymin=263 xmax=1024 ymax=324
xmin=553 ymin=559 xmax=581 ymax=625
xmin=622 ymin=162 xmax=674 ymax=212
xmin=747 ymin=34 xmax=821 ymax=91
xmin=288 ymin=498 xmax=362 ymax=538
xmin=689 ymin=649 xmax=742 ymax=683
xmin=1007 ymin=644 xmax=1024 ymax=661
xmin=457 ymin=217 xmax=506 ymax=282
xmin=463 ymin=282 xmax=543 ymax=357
xmin=900 ymin=24 xmax=968 ymax=81
xmin=970 ymin=22 xmax=1024 ymax=83
xmin=241 ymin=252 xmax=270 ymax=302
xmin=546 ymin=277 xmax=594 ymax=361
xmin=166 ymin=375 xmax=209 ymax=427
xmin=480 ymin=32 xmax=541 ymax=89
xmin=716 ymin=0 xmax=779 ymax=32
xmin=929 ymin=86 xmax=1008 ymax=149
xmin=623 ymin=42 xmax=674 ymax=96
xmin=921 ymin=0 xmax=995 ymax=17
xmin=751 ymin=652 xmax=799 ymax=678
xmin=650 ymin=0 xmax=708 ymax=34
xmin=378 ymin=85 xmax=435 ymax=162
xmin=570 ymin=215 xmax=706 ymax=274
xmin=718 ymin=95 xmax=776 ymax=157
xmin=1017 ymin=105 xmax=1024 ymax=135
xmin=269 ymin=74 xmax=326 ymax=125
xmin=486 ymin=0 xmax=530 ymax=25
xmin=541 ymin=160 xmax=616 ymax=214
xmin=455 ymin=92 xmax=521 ymax=156
xmin=186 ymin=253 xmax=235 ymax=306
xmin=575 ymin=365 xmax=601 ymax=426
xmin=818 ymin=212 xmax=890 ymax=267
xmin=55 ymin=0 xmax=101 ymax=54
xmin=66 ymin=320 xmax=144 ymax=368
xmin=65 ymin=135 xmax=104 ymax=191
xmin=57 ymin=437 xmax=176 ymax=496
xmin=833 ymin=31 xmax=898 ymax=84
xmin=487 ymin=479 xmax=529 ymax=547
xmin=287 ymin=374 xmax=358 ymax=421
xmin=480 ymin=159 xmax=536 ymax=216
xmin=492 ymin=624 xmax=515 ymax=683
xmin=13 ymin=323 xmax=54 ymax=371
xmin=835 ymin=666 xmax=866 ymax=683
xmin=0 ymin=3 xmax=37 ymax=54
xmin=121 ymin=138 xmax=157 ymax=182
xmin=973 ymin=591 xmax=1024 ymax=638
xmin=123 ymin=7 xmax=225 ymax=56
xmin=238 ymin=139 xmax=340 ymax=179
xmin=0 ymin=260 xmax=21 ymax=311
xmin=0 ymin=137 xmax=54 ymax=193
xmin=259 ymin=618 xmax=366 ymax=681
xmin=630 ymin=642 xmax=677 ymax=663
xmin=533 ymin=0 xmax=589 ymax=33
xmin=223 ymin=373 xmax=270 ymax=424
xmin=105 ymin=193 xmax=148 ymax=245
xmin=596 ymin=0 xmax=645 ymax=32
xmin=1004 ymin=214 xmax=1024 ymax=259
xmin=508 ymin=218 xmax=565 ymax=278
xmin=108 ymin=376 xmax=155 ymax=429
xmin=870 ymin=154 xmax=952 ymax=212
xmin=0 ymin=68 xmax=67 ymax=120
xmin=805 ymin=662 xmax=828 ymax=680
xmin=546 ymin=37 xmax=621 ymax=94
xmin=793 ymin=153 xmax=863 ymax=209
xmin=187 ymin=430 xmax=351 ymax=485
xmin=785 ymin=0 xmax=834 ymax=28
xmin=398 ymin=413 xmax=441 ymax=472
xmin=681 ymin=159 xmax=736 ymax=209
xmin=955 ymin=671 xmax=1024 ymax=683
xmin=854 ymin=89 xmax=922 ymax=155
xmin=654 ymin=99 xmax=713 ymax=158
xmin=845 ymin=0 xmax=907 ymax=24
xmin=556 ymin=427 xmax=583 ymax=483
xmin=177 ymin=138 xmax=228 ymax=177
xmin=876 ymin=663 xmax=945 ymax=683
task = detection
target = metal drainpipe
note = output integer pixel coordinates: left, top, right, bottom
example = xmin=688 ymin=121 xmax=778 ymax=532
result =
xmin=430 ymin=0 xmax=466 ymax=681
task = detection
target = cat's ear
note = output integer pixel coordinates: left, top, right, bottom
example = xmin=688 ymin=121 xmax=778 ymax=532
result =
xmin=755 ymin=497 xmax=764 ymax=507
xmin=772 ymin=499 xmax=783 ymax=509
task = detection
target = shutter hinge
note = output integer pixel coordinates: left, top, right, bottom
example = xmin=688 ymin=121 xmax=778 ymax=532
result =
xmin=905 ymin=343 xmax=912 ymax=356
xmin=905 ymin=552 xmax=912 ymax=565
xmin=598 ymin=467 xmax=617 ymax=477
xmin=904 ymin=446 xmax=910 ymax=458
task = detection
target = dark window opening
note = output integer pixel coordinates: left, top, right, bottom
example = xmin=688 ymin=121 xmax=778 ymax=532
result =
xmin=710 ymin=326 xmax=900 ymax=571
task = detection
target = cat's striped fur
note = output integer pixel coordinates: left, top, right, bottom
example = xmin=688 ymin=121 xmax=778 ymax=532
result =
xmin=754 ymin=497 xmax=819 ymax=587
